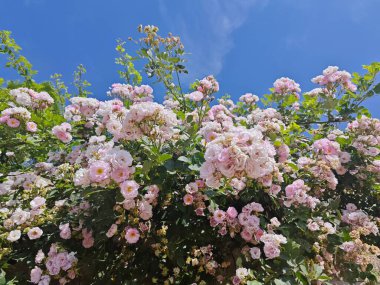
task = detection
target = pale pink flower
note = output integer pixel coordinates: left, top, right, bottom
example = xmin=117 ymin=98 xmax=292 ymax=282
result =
xmin=7 ymin=118 xmax=20 ymax=128
xmin=232 ymin=276 xmax=241 ymax=285
xmin=7 ymin=230 xmax=21 ymax=242
xmin=28 ymin=227 xmax=43 ymax=240
xmin=263 ymin=243 xmax=281 ymax=259
xmin=346 ymin=203 xmax=357 ymax=211
xmin=59 ymin=223 xmax=71 ymax=240
xmin=125 ymin=228 xmax=140 ymax=244
xmin=339 ymin=241 xmax=356 ymax=252
xmin=30 ymin=196 xmax=46 ymax=210
xmin=30 ymin=266 xmax=42 ymax=284
xmin=213 ymin=209 xmax=226 ymax=224
xmin=185 ymin=182 xmax=198 ymax=194
xmin=52 ymin=123 xmax=72 ymax=143
xmin=89 ymin=161 xmax=111 ymax=182
xmin=111 ymin=167 xmax=130 ymax=183
xmin=249 ymin=247 xmax=261 ymax=259
xmin=120 ymin=180 xmax=139 ymax=199
xmin=235 ymin=268 xmax=249 ymax=279
xmin=39 ymin=275 xmax=51 ymax=285
xmin=226 ymin=207 xmax=238 ymax=219
xmin=138 ymin=201 xmax=153 ymax=220
xmin=269 ymin=185 xmax=281 ymax=196
xmin=273 ymin=77 xmax=301 ymax=94
xmin=67 ymin=269 xmax=76 ymax=279
xmin=240 ymin=229 xmax=252 ymax=242
xmin=26 ymin=121 xmax=38 ymax=132
xmin=0 ymin=115 xmax=10 ymax=123
xmin=250 ymin=202 xmax=264 ymax=212
xmin=270 ymin=217 xmax=281 ymax=227
xmin=123 ymin=199 xmax=136 ymax=210
xmin=183 ymin=194 xmax=194 ymax=205
xmin=307 ymin=221 xmax=320 ymax=231
xmin=106 ymin=224 xmax=118 ymax=238
xmin=195 ymin=208 xmax=205 ymax=216
xmin=35 ymin=250 xmax=45 ymax=263
xmin=185 ymin=91 xmax=204 ymax=102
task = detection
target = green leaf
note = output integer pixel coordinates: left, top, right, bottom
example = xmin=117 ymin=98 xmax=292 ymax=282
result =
xmin=142 ymin=160 xmax=153 ymax=174
xmin=373 ymin=82 xmax=380 ymax=94
xmin=235 ymin=257 xmax=243 ymax=267
xmin=158 ymin=153 xmax=172 ymax=163
xmin=177 ymin=156 xmax=191 ymax=163
xmin=188 ymin=164 xmax=200 ymax=171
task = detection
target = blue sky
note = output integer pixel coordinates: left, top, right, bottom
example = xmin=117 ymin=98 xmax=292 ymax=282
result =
xmin=1 ymin=0 xmax=380 ymax=116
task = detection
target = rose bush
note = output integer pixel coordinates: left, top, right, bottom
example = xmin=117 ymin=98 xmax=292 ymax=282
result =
xmin=0 ymin=26 xmax=379 ymax=285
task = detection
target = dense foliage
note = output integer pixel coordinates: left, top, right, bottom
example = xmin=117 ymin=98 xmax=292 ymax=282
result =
xmin=0 ymin=26 xmax=379 ymax=285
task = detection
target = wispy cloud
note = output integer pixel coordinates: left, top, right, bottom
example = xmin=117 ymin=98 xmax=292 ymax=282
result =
xmin=159 ymin=0 xmax=268 ymax=79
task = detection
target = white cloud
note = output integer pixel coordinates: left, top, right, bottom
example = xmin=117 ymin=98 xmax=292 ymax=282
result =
xmin=159 ymin=0 xmax=268 ymax=79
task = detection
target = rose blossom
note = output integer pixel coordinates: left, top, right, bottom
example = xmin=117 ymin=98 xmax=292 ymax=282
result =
xmin=120 ymin=180 xmax=139 ymax=199
xmin=213 ymin=209 xmax=226 ymax=224
xmin=26 ymin=121 xmax=38 ymax=132
xmin=35 ymin=250 xmax=45 ymax=263
xmin=106 ymin=224 xmax=118 ymax=238
xmin=111 ymin=167 xmax=130 ymax=183
xmin=28 ymin=227 xmax=43 ymax=240
xmin=249 ymin=247 xmax=261 ymax=259
xmin=235 ymin=268 xmax=249 ymax=279
xmin=125 ymin=228 xmax=140 ymax=244
xmin=39 ymin=275 xmax=51 ymax=285
xmin=183 ymin=194 xmax=194 ymax=205
xmin=7 ymin=230 xmax=21 ymax=242
xmin=7 ymin=118 xmax=20 ymax=128
xmin=30 ymin=196 xmax=46 ymax=209
xmin=89 ymin=161 xmax=111 ymax=182
xmin=59 ymin=223 xmax=72 ymax=239
xmin=30 ymin=266 xmax=42 ymax=284
xmin=185 ymin=91 xmax=204 ymax=102
xmin=226 ymin=207 xmax=238 ymax=219
xmin=339 ymin=241 xmax=356 ymax=252
xmin=263 ymin=243 xmax=281 ymax=259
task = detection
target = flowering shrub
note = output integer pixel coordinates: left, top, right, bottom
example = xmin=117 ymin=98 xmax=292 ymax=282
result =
xmin=0 ymin=26 xmax=380 ymax=285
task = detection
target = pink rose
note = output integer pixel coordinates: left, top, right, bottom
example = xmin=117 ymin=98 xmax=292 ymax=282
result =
xmin=106 ymin=224 xmax=118 ymax=238
xmin=120 ymin=180 xmax=139 ymax=199
xmin=125 ymin=228 xmax=140 ymax=244
xmin=183 ymin=194 xmax=194 ymax=205
xmin=226 ymin=207 xmax=238 ymax=219
xmin=26 ymin=121 xmax=38 ymax=132
xmin=249 ymin=247 xmax=261 ymax=259
xmin=89 ymin=161 xmax=111 ymax=182
xmin=30 ymin=266 xmax=42 ymax=284
xmin=213 ymin=209 xmax=226 ymax=224
xmin=59 ymin=223 xmax=72 ymax=240
xmin=111 ymin=167 xmax=130 ymax=183
xmin=7 ymin=118 xmax=20 ymax=128
xmin=27 ymin=227 xmax=43 ymax=240
xmin=263 ymin=243 xmax=280 ymax=259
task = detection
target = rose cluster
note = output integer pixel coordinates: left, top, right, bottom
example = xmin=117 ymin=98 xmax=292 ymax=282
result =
xmin=200 ymin=127 xmax=280 ymax=189
xmin=108 ymin=83 xmax=154 ymax=103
